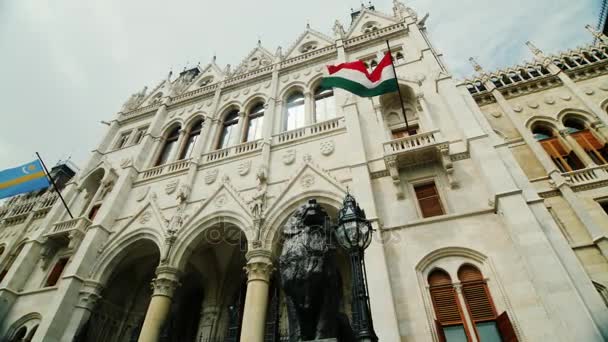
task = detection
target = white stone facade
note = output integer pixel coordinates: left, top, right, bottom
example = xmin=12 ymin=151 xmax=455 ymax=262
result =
xmin=0 ymin=2 xmax=606 ymax=342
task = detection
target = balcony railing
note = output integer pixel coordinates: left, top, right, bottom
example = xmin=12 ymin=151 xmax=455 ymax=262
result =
xmin=46 ymin=217 xmax=92 ymax=238
xmin=202 ymin=139 xmax=263 ymax=163
xmin=272 ymin=117 xmax=344 ymax=145
xmin=0 ymin=191 xmax=59 ymax=222
xmin=562 ymin=164 xmax=608 ymax=187
xmin=140 ymin=158 xmax=192 ymax=180
xmin=382 ymin=130 xmax=448 ymax=169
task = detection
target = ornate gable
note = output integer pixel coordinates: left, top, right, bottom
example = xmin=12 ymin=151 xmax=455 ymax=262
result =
xmin=345 ymin=8 xmax=398 ymax=39
xmin=185 ymin=59 xmax=225 ymax=92
xmin=283 ymin=25 xmax=335 ymax=60
xmin=233 ymin=42 xmax=276 ymax=75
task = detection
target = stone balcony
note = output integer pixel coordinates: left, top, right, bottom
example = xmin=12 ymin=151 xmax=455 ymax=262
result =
xmin=140 ymin=158 xmax=192 ymax=181
xmin=382 ymin=130 xmax=453 ymax=198
xmin=562 ymin=164 xmax=608 ymax=190
xmin=45 ymin=216 xmax=92 ymax=240
xmin=272 ymin=117 xmax=345 ymax=145
xmin=202 ymin=139 xmax=263 ymax=164
xmin=383 ymin=130 xmax=449 ymax=167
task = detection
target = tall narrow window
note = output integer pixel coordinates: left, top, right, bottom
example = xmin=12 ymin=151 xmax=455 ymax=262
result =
xmin=115 ymin=131 xmax=131 ymax=149
xmin=415 ymin=182 xmax=445 ymax=218
xmin=155 ymin=127 xmax=180 ymax=166
xmin=179 ymin=119 xmax=203 ymax=159
xmin=45 ymin=257 xmax=69 ymax=287
xmin=132 ymin=127 xmax=148 ymax=145
xmin=285 ymin=92 xmax=305 ymax=131
xmin=0 ymin=243 xmax=24 ymax=283
xmin=533 ymin=126 xmax=584 ymax=172
xmin=564 ymin=118 xmax=608 ymax=165
xmin=314 ymin=86 xmax=335 ymax=122
xmin=245 ymin=102 xmax=265 ymax=142
xmin=218 ymin=110 xmax=239 ymax=149
xmin=458 ymin=265 xmax=518 ymax=342
xmin=428 ymin=269 xmax=469 ymax=342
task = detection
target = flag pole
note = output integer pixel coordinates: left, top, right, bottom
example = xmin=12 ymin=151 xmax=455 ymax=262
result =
xmin=385 ymin=40 xmax=411 ymax=133
xmin=35 ymin=152 xmax=73 ymax=219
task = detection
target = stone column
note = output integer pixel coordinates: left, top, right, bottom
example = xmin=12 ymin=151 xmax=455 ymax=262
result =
xmin=137 ymin=266 xmax=180 ymax=342
xmin=239 ymin=250 xmax=273 ymax=342
xmin=61 ymin=281 xmax=103 ymax=341
xmin=167 ymin=128 xmax=189 ymax=163
xmin=195 ymin=305 xmax=220 ymax=341
xmin=232 ymin=111 xmax=247 ymax=146
xmin=304 ymin=91 xmax=314 ymax=125
xmin=453 ymin=284 xmax=479 ymax=342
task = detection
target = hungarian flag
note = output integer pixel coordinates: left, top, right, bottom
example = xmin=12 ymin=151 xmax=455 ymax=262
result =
xmin=320 ymin=52 xmax=398 ymax=97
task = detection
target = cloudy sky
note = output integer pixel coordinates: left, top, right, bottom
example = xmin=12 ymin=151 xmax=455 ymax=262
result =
xmin=0 ymin=0 xmax=599 ymax=170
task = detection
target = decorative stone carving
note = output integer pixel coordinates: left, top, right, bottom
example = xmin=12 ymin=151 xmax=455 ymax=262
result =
xmin=215 ymin=194 xmax=228 ymax=207
xmin=139 ymin=211 xmax=152 ymax=224
xmin=283 ymin=149 xmax=297 ymax=165
xmin=279 ymin=199 xmax=351 ymax=341
xmin=560 ymin=94 xmax=572 ymax=101
xmin=221 ymin=174 xmax=231 ymax=183
xmin=68 ymin=229 xmax=85 ymax=251
xmin=165 ymin=179 xmax=179 ymax=195
xmin=490 ymin=112 xmax=502 ymax=118
xmin=77 ymin=282 xmax=103 ymax=311
xmin=151 ymin=277 xmax=180 ymax=298
xmin=513 ymin=105 xmax=523 ymax=113
xmin=300 ymin=174 xmax=315 ymax=188
xmin=320 ymin=140 xmax=335 ymax=156
xmin=247 ymin=166 xmax=269 ymax=219
xmin=120 ymin=86 xmax=147 ymax=112
xmin=333 ymin=20 xmax=346 ymax=38
xmin=303 ymin=153 xmax=312 ymax=163
xmin=584 ymin=87 xmax=595 ymax=95
xmin=544 ymin=96 xmax=556 ymax=105
xmin=238 ymin=160 xmax=252 ymax=176
xmin=205 ymin=169 xmax=219 ymax=184
xmin=120 ymin=158 xmax=133 ymax=169
xmin=176 ymin=184 xmax=191 ymax=204
xmin=526 ymin=101 xmax=539 ymax=109
xmin=136 ymin=187 xmax=149 ymax=202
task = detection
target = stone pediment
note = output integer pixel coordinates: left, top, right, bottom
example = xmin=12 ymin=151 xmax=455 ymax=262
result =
xmin=140 ymin=78 xmax=169 ymax=106
xmin=185 ymin=60 xmax=224 ymax=92
xmin=284 ymin=25 xmax=335 ymax=59
xmin=233 ymin=43 xmax=275 ymax=75
xmin=346 ymin=8 xmax=398 ymax=39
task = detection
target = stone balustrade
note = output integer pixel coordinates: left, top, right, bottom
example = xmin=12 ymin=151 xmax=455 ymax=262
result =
xmin=202 ymin=139 xmax=263 ymax=163
xmin=140 ymin=159 xmax=192 ymax=181
xmin=272 ymin=117 xmax=344 ymax=145
xmin=563 ymin=165 xmax=608 ymax=187
xmin=47 ymin=217 xmax=92 ymax=237
xmin=383 ymin=130 xmax=442 ymax=155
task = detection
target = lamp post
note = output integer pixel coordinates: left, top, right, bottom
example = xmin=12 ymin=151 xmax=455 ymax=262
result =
xmin=334 ymin=193 xmax=378 ymax=342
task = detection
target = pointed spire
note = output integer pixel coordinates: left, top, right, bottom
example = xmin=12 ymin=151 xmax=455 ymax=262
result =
xmin=333 ymin=19 xmax=346 ymax=38
xmin=212 ymin=54 xmax=217 ymax=63
xmin=586 ymin=24 xmax=608 ymax=43
xmin=468 ymin=57 xmax=484 ymax=73
xmin=257 ymin=38 xmax=262 ymax=47
xmin=306 ymin=21 xmax=310 ymax=30
xmin=526 ymin=41 xmax=544 ymax=57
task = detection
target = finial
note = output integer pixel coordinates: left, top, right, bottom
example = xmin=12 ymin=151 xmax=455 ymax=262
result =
xmin=351 ymin=7 xmax=354 ymax=12
xmin=586 ymin=24 xmax=608 ymax=43
xmin=306 ymin=21 xmax=310 ymax=29
xmin=257 ymin=38 xmax=262 ymax=47
xmin=212 ymin=54 xmax=217 ymax=63
xmin=468 ymin=57 xmax=484 ymax=73
xmin=525 ymin=41 xmax=544 ymax=57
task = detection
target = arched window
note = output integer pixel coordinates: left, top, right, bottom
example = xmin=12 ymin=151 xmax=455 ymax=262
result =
xmin=428 ymin=269 xmax=469 ymax=341
xmin=0 ymin=243 xmax=25 ymax=283
xmin=564 ymin=117 xmax=608 ymax=165
xmin=532 ymin=125 xmax=584 ymax=172
xmin=285 ymin=92 xmax=305 ymax=131
xmin=0 ymin=245 xmax=5 ymax=257
xmin=9 ymin=327 xmax=27 ymax=342
xmin=457 ymin=265 xmax=517 ymax=342
xmin=314 ymin=86 xmax=335 ymax=122
xmin=155 ymin=126 xmax=180 ymax=166
xmin=179 ymin=119 xmax=203 ymax=159
xmin=245 ymin=102 xmax=265 ymax=142
xmin=218 ymin=110 xmax=240 ymax=149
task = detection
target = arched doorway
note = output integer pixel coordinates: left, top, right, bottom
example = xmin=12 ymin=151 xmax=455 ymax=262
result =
xmin=76 ymin=239 xmax=159 ymax=341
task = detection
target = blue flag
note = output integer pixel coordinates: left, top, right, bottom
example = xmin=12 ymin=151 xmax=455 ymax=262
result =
xmin=0 ymin=160 xmax=50 ymax=199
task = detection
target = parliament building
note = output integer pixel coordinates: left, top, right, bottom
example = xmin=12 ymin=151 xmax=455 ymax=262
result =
xmin=1 ymin=1 xmax=608 ymax=341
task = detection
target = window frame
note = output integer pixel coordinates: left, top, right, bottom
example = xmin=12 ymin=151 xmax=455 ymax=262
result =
xmin=411 ymin=178 xmax=447 ymax=219
xmin=114 ymin=130 xmax=133 ymax=150
xmin=43 ymin=256 xmax=70 ymax=287
xmin=155 ymin=126 xmax=181 ymax=166
xmin=179 ymin=119 xmax=204 ymax=159
xmin=217 ymin=109 xmax=240 ymax=150
xmin=132 ymin=125 xmax=149 ymax=145
xmin=284 ymin=91 xmax=306 ymax=132
xmin=244 ymin=102 xmax=265 ymax=142
xmin=313 ymin=86 xmax=336 ymax=123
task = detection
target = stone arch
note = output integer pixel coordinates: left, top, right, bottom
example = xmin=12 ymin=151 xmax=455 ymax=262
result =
xmin=170 ymin=211 xmax=252 ymax=271
xmin=3 ymin=312 xmax=41 ymax=342
xmin=183 ymin=111 xmax=209 ymax=126
xmin=89 ymin=230 xmax=163 ymax=285
xmin=242 ymin=94 xmax=268 ymax=114
xmin=524 ymin=116 xmax=560 ymax=130
xmin=416 ymin=246 xmax=488 ymax=280
xmin=307 ymin=74 xmax=325 ymax=90
xmin=262 ymin=190 xmax=344 ymax=250
xmin=556 ymin=108 xmax=595 ymax=125
xmin=215 ymin=101 xmax=242 ymax=120
xmin=600 ymin=97 xmax=608 ymax=112
xmin=379 ymin=82 xmax=419 ymax=127
xmin=160 ymin=118 xmax=184 ymax=135
xmin=278 ymin=82 xmax=307 ymax=101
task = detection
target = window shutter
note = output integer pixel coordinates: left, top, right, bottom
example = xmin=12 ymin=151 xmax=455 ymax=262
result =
xmin=430 ymin=286 xmax=463 ymax=325
xmin=415 ymin=183 xmax=445 ymax=218
xmin=435 ymin=320 xmax=446 ymax=342
xmin=540 ymin=138 xmax=568 ymax=157
xmin=461 ymin=282 xmax=496 ymax=321
xmin=45 ymin=258 xmax=68 ymax=287
xmin=496 ymin=311 xmax=518 ymax=342
xmin=573 ymin=130 xmax=604 ymax=150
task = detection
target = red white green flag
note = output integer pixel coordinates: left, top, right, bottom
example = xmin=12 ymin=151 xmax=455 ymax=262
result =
xmin=320 ymin=52 xmax=398 ymax=97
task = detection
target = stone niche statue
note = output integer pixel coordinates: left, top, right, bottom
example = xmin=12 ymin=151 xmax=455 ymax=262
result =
xmin=279 ymin=199 xmax=353 ymax=342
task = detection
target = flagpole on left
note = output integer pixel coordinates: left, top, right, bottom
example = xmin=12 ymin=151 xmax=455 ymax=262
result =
xmin=35 ymin=152 xmax=73 ymax=219
xmin=385 ymin=40 xmax=411 ymax=133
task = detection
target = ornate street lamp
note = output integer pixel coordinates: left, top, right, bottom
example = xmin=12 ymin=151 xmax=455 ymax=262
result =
xmin=334 ymin=192 xmax=378 ymax=342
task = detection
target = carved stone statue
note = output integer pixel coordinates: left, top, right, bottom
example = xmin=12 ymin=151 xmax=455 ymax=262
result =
xmin=279 ymin=199 xmax=353 ymax=341
xmin=248 ymin=166 xmax=268 ymax=219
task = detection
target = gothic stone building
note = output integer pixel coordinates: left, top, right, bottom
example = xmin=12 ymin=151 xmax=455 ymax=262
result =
xmin=1 ymin=2 xmax=608 ymax=341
